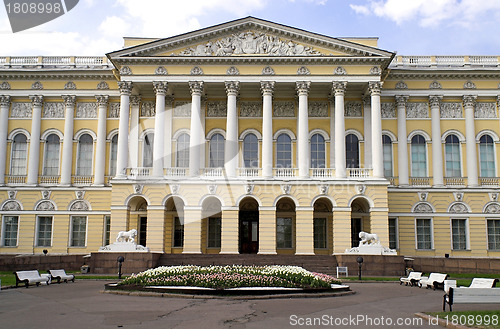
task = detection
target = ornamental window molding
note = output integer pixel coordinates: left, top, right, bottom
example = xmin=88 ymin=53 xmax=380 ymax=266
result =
xmin=35 ymin=200 xmax=56 ymax=211
xmin=448 ymin=202 xmax=469 ymax=213
xmin=412 ymin=202 xmax=434 ymax=213
xmin=1 ymin=200 xmax=22 ymax=211
xmin=440 ymin=103 xmax=462 ymax=119
xmin=69 ymin=200 xmax=90 ymax=211
xmin=484 ymin=202 xmax=500 ymax=214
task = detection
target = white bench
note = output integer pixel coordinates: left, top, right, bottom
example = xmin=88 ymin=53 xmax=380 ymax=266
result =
xmin=443 ymin=287 xmax=500 ymax=311
xmin=336 ymin=266 xmax=348 ymax=278
xmin=419 ymin=272 xmax=448 ymax=290
xmin=49 ymin=269 xmax=75 ymax=284
xmin=14 ymin=270 xmax=50 ymax=288
xmin=400 ymin=271 xmax=422 ymax=286
xmin=469 ymin=278 xmax=498 ymax=288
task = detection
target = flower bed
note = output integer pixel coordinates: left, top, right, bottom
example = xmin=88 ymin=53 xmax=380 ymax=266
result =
xmin=119 ymin=265 xmax=341 ymax=289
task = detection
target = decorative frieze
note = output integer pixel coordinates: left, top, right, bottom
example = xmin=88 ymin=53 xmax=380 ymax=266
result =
xmin=297 ymin=66 xmax=310 ymax=75
xmin=262 ymin=66 xmax=275 ymax=75
xmin=2 ymin=200 xmax=21 ymax=211
xmin=70 ymin=200 xmax=89 ymax=211
xmin=381 ymin=103 xmax=396 ymax=118
xmin=463 ymin=81 xmax=476 ymax=89
xmin=440 ymin=102 xmax=462 ymax=118
xmin=273 ymin=101 xmax=295 ymax=117
xmin=413 ymin=202 xmax=433 ymax=213
xmin=485 ymin=203 xmax=500 ymax=214
xmin=207 ymin=101 xmax=227 ymax=117
xmin=227 ymin=66 xmax=240 ymax=75
xmin=240 ymin=101 xmax=262 ymax=117
xmin=406 ymin=102 xmax=429 ymax=118
xmin=308 ymin=101 xmax=328 ymax=117
xmin=334 ymin=66 xmax=347 ymax=75
xmin=76 ymin=102 xmax=97 ymax=118
xmin=449 ymin=203 xmax=469 ymax=213
xmin=120 ymin=66 xmax=132 ymax=75
xmin=190 ymin=66 xmax=203 ymax=75
xmin=475 ymin=102 xmax=496 ymax=118
xmin=395 ymin=81 xmax=408 ymax=89
xmin=345 ymin=101 xmax=362 ymax=117
xmin=429 ymin=81 xmax=442 ymax=89
xmin=108 ymin=103 xmax=120 ymax=118
xmin=370 ymin=66 xmax=382 ymax=75
xmin=43 ymin=102 xmax=64 ymax=118
xmin=173 ymin=101 xmax=191 ymax=117
xmin=140 ymin=101 xmax=155 ymax=117
xmin=155 ymin=66 xmax=168 ymax=75
xmin=64 ymin=81 xmax=76 ymax=90
xmin=97 ymin=81 xmax=109 ymax=90
xmin=11 ymin=102 xmax=32 ymax=118
xmin=0 ymin=82 xmax=11 ymax=90
xmin=31 ymin=81 xmax=43 ymax=90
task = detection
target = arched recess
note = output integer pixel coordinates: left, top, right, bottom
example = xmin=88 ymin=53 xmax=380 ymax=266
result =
xmin=239 ymin=197 xmax=260 ymax=254
xmin=201 ymin=197 xmax=222 ymax=253
xmin=349 ymin=197 xmax=371 ymax=248
xmin=127 ymin=195 xmax=148 ymax=247
xmin=313 ymin=197 xmax=334 ymax=254
xmin=276 ymin=197 xmax=296 ymax=253
xmin=164 ymin=196 xmax=186 ymax=251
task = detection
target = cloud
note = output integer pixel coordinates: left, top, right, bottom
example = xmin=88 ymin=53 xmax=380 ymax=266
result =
xmin=350 ymin=0 xmax=500 ymax=27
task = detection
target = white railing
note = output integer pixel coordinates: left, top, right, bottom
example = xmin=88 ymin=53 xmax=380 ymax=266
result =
xmin=0 ymin=56 xmax=109 ymax=67
xmin=445 ymin=177 xmax=466 ymax=186
xmin=39 ymin=176 xmax=60 ymax=185
xmin=401 ymin=56 xmax=432 ymax=66
xmin=42 ymin=56 xmax=72 ymax=65
xmin=470 ymin=56 xmax=498 ymax=66
xmin=274 ymin=168 xmax=296 ymax=178
xmin=72 ymin=176 xmax=93 ymax=185
xmin=311 ymin=168 xmax=334 ymax=178
xmin=348 ymin=168 xmax=371 ymax=178
xmin=9 ymin=56 xmax=38 ymax=65
xmin=75 ymin=56 xmax=105 ymax=65
xmin=435 ymin=56 xmax=465 ymax=66
xmin=388 ymin=177 xmax=397 ymax=186
xmin=395 ymin=55 xmax=500 ymax=68
xmin=6 ymin=175 xmax=26 ymax=184
xmin=238 ymin=168 xmax=260 ymax=177
xmin=128 ymin=167 xmax=151 ymax=178
xmin=410 ymin=177 xmax=431 ymax=186
xmin=165 ymin=167 xmax=188 ymax=177
xmin=202 ymin=168 xmax=224 ymax=177
xmin=480 ymin=177 xmax=500 ymax=186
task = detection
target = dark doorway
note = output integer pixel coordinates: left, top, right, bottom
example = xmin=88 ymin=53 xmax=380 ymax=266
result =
xmin=351 ymin=217 xmax=362 ymax=248
xmin=239 ymin=198 xmax=259 ymax=254
xmin=139 ymin=216 xmax=147 ymax=247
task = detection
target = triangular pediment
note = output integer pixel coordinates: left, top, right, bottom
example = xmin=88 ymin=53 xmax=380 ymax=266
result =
xmin=108 ymin=17 xmax=394 ymax=60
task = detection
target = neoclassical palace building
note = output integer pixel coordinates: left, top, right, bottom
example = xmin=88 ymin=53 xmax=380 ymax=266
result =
xmin=1 ymin=17 xmax=500 ymax=259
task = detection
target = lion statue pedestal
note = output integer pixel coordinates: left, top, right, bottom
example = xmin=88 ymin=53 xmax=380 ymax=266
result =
xmin=345 ymin=231 xmax=396 ymax=255
xmin=98 ymin=229 xmax=150 ymax=252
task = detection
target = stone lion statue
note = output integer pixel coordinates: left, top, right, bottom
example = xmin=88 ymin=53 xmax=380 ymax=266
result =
xmin=359 ymin=231 xmax=380 ymax=246
xmin=116 ymin=229 xmax=138 ymax=244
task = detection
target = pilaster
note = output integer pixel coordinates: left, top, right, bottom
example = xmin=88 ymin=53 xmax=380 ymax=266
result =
xmin=295 ymin=208 xmax=314 ymax=255
xmin=146 ymin=205 xmax=166 ymax=252
xmin=333 ymin=208 xmax=351 ymax=253
xmin=182 ymin=207 xmax=202 ymax=253
xmin=220 ymin=208 xmax=239 ymax=254
xmin=258 ymin=207 xmax=277 ymax=254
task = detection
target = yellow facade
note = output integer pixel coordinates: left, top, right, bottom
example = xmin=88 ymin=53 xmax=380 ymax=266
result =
xmin=1 ymin=17 xmax=500 ymax=259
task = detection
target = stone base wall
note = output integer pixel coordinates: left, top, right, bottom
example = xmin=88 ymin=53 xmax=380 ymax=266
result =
xmin=0 ymin=254 xmax=86 ymax=272
xmin=410 ymin=256 xmax=500 ymax=275
xmin=89 ymin=252 xmax=162 ymax=274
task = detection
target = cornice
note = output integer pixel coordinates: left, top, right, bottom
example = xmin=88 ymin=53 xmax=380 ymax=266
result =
xmin=387 ymin=70 xmax=500 ymax=80
xmin=0 ymin=72 xmax=115 ymax=80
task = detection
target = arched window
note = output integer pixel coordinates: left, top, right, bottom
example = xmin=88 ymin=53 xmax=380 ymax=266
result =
xmin=209 ymin=133 xmax=225 ymax=168
xmin=109 ymin=134 xmax=118 ymax=176
xmin=10 ymin=133 xmax=28 ymax=175
xmin=276 ymin=133 xmax=292 ymax=168
xmin=76 ymin=134 xmax=93 ymax=176
xmin=345 ymin=134 xmax=359 ymax=168
xmin=243 ymin=133 xmax=258 ymax=168
xmin=176 ymin=133 xmax=190 ymax=168
xmin=43 ymin=134 xmax=60 ymax=176
xmin=382 ymin=135 xmax=393 ymax=177
xmin=445 ymin=134 xmax=461 ymax=177
xmin=143 ymin=133 xmax=154 ymax=167
xmin=479 ymin=135 xmax=495 ymax=177
xmin=411 ymin=135 xmax=427 ymax=177
xmin=310 ymin=133 xmax=326 ymax=168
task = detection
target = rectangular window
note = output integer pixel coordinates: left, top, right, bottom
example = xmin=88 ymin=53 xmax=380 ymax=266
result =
xmin=411 ymin=144 xmax=427 ymax=177
xmin=416 ymin=218 xmax=432 ymax=250
xmin=276 ymin=217 xmax=292 ymax=248
xmin=2 ymin=216 xmax=19 ymax=247
xmin=388 ymin=218 xmax=398 ymax=249
xmin=71 ymin=216 xmax=87 ymax=247
xmin=103 ymin=215 xmax=111 ymax=246
xmin=451 ymin=219 xmax=467 ymax=250
xmin=313 ymin=218 xmax=327 ymax=249
xmin=37 ymin=216 xmax=53 ymax=247
xmin=487 ymin=219 xmax=500 ymax=250
xmin=207 ymin=217 xmax=221 ymax=248
xmin=173 ymin=217 xmax=184 ymax=247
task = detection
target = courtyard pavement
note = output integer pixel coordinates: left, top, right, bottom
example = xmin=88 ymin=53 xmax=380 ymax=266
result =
xmin=0 ymin=280 xmax=497 ymax=329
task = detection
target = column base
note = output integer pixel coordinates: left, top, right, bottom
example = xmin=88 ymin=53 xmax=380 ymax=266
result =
xmin=257 ymin=251 xmax=277 ymax=255
xmin=182 ymin=251 xmax=203 ymax=254
xmin=295 ymin=252 xmax=315 ymax=255
xmin=219 ymin=251 xmax=240 ymax=255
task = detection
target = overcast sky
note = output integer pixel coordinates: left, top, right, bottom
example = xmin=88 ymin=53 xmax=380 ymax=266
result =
xmin=1 ymin=0 xmax=500 ymax=56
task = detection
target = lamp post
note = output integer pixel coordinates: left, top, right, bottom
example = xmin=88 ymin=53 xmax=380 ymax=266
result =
xmin=357 ymin=256 xmax=364 ymax=280
xmin=117 ymin=256 xmax=125 ymax=279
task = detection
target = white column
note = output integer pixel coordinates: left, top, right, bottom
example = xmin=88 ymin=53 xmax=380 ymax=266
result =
xmin=224 ymin=81 xmax=239 ymax=178
xmin=464 ymin=95 xmax=478 ymax=187
xmin=396 ymin=96 xmax=409 ymax=186
xmin=115 ymin=81 xmax=133 ymax=178
xmin=363 ymin=95 xmax=372 ymax=169
xmin=333 ymin=82 xmax=347 ymax=178
xmin=0 ymin=96 xmax=11 ymax=185
xmin=189 ymin=81 xmax=204 ymax=177
xmin=129 ymin=96 xmax=141 ymax=168
xmin=152 ymin=82 xmax=167 ymax=177
xmin=93 ymin=95 xmax=108 ymax=186
xmin=297 ymin=81 xmax=310 ymax=178
xmin=261 ymin=81 xmax=275 ymax=178
xmin=60 ymin=95 xmax=76 ymax=186
xmin=26 ymin=95 xmax=43 ymax=185
xmin=370 ymin=82 xmax=384 ymax=178
xmin=164 ymin=96 xmax=173 ymax=169
xmin=430 ymin=95 xmax=444 ymax=186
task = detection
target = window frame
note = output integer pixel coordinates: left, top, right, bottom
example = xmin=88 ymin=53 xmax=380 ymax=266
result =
xmin=276 ymin=133 xmax=293 ymax=169
xmin=410 ymin=135 xmax=428 ymax=178
xmin=103 ymin=215 xmax=111 ymax=246
xmin=76 ymin=133 xmax=94 ymax=176
xmin=42 ymin=133 xmax=61 ymax=177
xmin=207 ymin=217 xmax=222 ymax=248
xmin=310 ymin=133 xmax=326 ymax=169
xmin=70 ymin=215 xmax=87 ymax=247
xmin=479 ymin=135 xmax=496 ymax=178
xmin=175 ymin=133 xmax=190 ymax=168
xmin=382 ymin=134 xmax=393 ymax=177
xmin=209 ymin=133 xmax=225 ymax=168
xmin=487 ymin=219 xmax=500 ymax=250
xmin=10 ymin=133 xmax=28 ymax=176
xmin=415 ymin=217 xmax=433 ymax=250
xmin=36 ymin=216 xmax=53 ymax=247
xmin=276 ymin=216 xmax=293 ymax=249
xmin=243 ymin=133 xmax=259 ymax=168
xmin=444 ymin=134 xmax=462 ymax=178
xmin=388 ymin=217 xmax=398 ymax=250
xmin=109 ymin=134 xmax=118 ymax=177
xmin=313 ymin=217 xmax=327 ymax=249
xmin=173 ymin=216 xmax=184 ymax=248
xmin=142 ymin=132 xmax=154 ymax=168
xmin=451 ymin=218 xmax=469 ymax=251
xmin=345 ymin=133 xmax=360 ymax=169
xmin=1 ymin=215 xmax=19 ymax=247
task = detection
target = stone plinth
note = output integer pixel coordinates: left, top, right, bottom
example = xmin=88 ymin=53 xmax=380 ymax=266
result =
xmin=99 ymin=242 xmax=149 ymax=252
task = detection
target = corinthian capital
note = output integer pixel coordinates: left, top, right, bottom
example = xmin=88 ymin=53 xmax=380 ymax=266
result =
xmin=395 ymin=95 xmax=408 ymax=107
xmin=296 ymin=81 xmax=311 ymax=95
xmin=368 ymin=81 xmax=383 ymax=95
xmin=463 ymin=95 xmax=476 ymax=108
xmin=29 ymin=95 xmax=43 ymax=107
xmin=153 ymin=81 xmax=168 ymax=95
xmin=332 ymin=81 xmax=347 ymax=96
xmin=429 ymin=95 xmax=442 ymax=108
xmin=62 ymin=95 xmax=76 ymax=107
xmin=130 ymin=95 xmax=141 ymax=106
xmin=117 ymin=81 xmax=133 ymax=95
xmin=95 ymin=95 xmax=109 ymax=107
xmin=0 ymin=95 xmax=11 ymax=107
xmin=225 ymin=81 xmax=240 ymax=95
xmin=260 ymin=81 xmax=275 ymax=95
xmin=189 ymin=81 xmax=204 ymax=95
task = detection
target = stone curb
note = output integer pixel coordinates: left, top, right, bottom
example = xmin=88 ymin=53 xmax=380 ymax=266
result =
xmin=414 ymin=313 xmax=473 ymax=329
xmin=101 ymin=289 xmax=356 ymax=300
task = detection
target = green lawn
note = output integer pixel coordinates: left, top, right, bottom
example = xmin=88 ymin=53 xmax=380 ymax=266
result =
xmin=427 ymin=311 xmax=500 ymax=329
